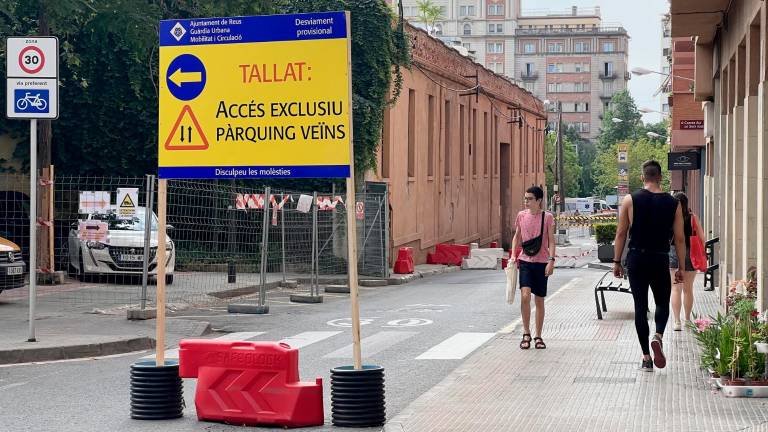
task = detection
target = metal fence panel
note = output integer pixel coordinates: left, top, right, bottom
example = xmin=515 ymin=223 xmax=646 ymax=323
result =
xmin=0 ymin=174 xmax=389 ymax=312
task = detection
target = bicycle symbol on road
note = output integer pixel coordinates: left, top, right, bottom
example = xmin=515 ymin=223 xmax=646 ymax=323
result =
xmin=16 ymin=92 xmax=47 ymax=111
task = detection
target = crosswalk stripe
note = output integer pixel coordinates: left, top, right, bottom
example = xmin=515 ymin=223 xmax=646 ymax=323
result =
xmin=212 ymin=331 xmax=266 ymax=341
xmin=141 ymin=331 xmax=266 ymax=360
xmin=279 ymin=331 xmax=342 ymax=350
xmin=415 ymin=332 xmax=496 ymax=360
xmin=323 ymin=331 xmax=417 ymax=359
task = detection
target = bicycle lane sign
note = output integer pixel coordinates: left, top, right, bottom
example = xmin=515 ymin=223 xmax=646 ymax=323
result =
xmin=5 ymin=37 xmax=58 ymax=119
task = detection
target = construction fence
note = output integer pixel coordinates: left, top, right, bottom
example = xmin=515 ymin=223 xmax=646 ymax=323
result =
xmin=0 ymin=173 xmax=389 ymax=310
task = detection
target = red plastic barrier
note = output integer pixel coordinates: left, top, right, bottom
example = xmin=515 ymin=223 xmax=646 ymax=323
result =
xmin=426 ymin=244 xmax=470 ymax=266
xmin=490 ymin=241 xmax=499 ymax=248
xmin=394 ymin=247 xmax=415 ymax=274
xmin=179 ymin=339 xmax=324 ymax=428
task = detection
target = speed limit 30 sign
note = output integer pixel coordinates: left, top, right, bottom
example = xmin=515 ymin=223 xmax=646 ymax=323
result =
xmin=6 ymin=37 xmax=58 ymax=119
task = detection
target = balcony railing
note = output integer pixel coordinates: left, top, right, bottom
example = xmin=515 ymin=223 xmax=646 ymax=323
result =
xmin=515 ymin=26 xmax=628 ymax=36
xmin=600 ymin=92 xmax=615 ymax=100
xmin=599 ymin=72 xmax=617 ymax=80
xmin=520 ymin=71 xmax=539 ymax=80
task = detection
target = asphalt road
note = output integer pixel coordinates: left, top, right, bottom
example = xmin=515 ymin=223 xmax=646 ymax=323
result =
xmin=0 ymin=264 xmax=597 ymax=432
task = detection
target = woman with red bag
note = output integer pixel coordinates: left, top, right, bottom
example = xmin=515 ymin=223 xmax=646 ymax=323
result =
xmin=668 ymin=192 xmax=704 ymax=331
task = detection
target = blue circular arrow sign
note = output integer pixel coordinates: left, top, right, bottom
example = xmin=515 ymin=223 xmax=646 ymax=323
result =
xmin=166 ymin=54 xmax=206 ymax=101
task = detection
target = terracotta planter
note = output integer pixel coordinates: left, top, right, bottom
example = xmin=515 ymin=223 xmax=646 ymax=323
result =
xmin=722 ymin=378 xmax=748 ymax=386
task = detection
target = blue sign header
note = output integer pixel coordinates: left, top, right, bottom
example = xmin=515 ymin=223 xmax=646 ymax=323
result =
xmin=160 ymin=11 xmax=347 ymax=47
xmin=158 ymin=165 xmax=351 ymax=179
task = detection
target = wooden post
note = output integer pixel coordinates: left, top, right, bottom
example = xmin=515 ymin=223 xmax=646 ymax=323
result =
xmin=344 ymin=12 xmax=362 ymax=370
xmin=155 ymin=179 xmax=168 ymax=366
xmin=346 ymin=177 xmax=361 ymax=370
xmin=48 ymin=165 xmax=54 ymax=272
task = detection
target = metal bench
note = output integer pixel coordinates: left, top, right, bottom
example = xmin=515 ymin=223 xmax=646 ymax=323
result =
xmin=594 ymin=270 xmax=632 ymax=320
xmin=704 ymin=237 xmax=719 ymax=291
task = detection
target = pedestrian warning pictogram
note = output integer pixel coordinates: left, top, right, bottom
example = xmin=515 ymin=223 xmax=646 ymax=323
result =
xmin=164 ymin=105 xmax=209 ymax=150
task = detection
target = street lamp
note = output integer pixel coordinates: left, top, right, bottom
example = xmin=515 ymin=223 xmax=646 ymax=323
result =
xmin=646 ymin=131 xmax=666 ymax=139
xmin=631 ymin=67 xmax=695 ymax=82
xmin=639 ymin=107 xmax=670 ymax=116
xmin=611 ymin=117 xmax=623 ymax=123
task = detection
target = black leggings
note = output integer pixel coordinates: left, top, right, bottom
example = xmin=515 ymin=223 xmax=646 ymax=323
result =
xmin=626 ymin=251 xmax=671 ymax=355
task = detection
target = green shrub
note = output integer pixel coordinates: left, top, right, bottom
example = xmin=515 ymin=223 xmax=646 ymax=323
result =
xmin=594 ymin=223 xmax=617 ymax=245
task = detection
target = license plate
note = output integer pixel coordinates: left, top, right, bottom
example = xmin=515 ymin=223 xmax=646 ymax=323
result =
xmin=6 ymin=266 xmax=23 ymax=276
xmin=120 ymin=254 xmax=143 ymax=262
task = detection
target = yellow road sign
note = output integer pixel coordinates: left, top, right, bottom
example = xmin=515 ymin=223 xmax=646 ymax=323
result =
xmin=158 ymin=12 xmax=352 ymax=179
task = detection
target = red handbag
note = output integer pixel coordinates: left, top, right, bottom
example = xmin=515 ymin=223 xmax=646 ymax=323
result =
xmin=689 ymin=214 xmax=707 ymax=272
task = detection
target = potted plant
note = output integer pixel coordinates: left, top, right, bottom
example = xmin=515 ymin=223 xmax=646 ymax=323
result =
xmin=755 ymin=312 xmax=768 ymax=354
xmin=594 ymin=223 xmax=617 ymax=263
xmin=715 ymin=316 xmax=735 ymax=382
xmin=689 ymin=279 xmax=768 ymax=393
xmin=688 ymin=314 xmax=720 ymax=374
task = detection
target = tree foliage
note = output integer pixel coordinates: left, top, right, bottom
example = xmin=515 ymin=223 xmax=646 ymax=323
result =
xmin=590 ymin=90 xmax=671 ymax=198
xmin=544 ymin=129 xmax=581 ymax=199
xmin=596 ymin=89 xmax=642 ymax=152
xmin=0 ymin=0 xmax=410 ymax=186
xmin=593 ymin=139 xmax=670 ymax=198
xmin=415 ymin=0 xmax=443 ymax=35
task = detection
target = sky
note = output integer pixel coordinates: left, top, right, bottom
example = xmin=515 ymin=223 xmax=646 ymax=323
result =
xmin=521 ymin=0 xmax=669 ymax=125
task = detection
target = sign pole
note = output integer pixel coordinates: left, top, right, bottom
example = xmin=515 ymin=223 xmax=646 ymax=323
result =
xmin=155 ymin=179 xmax=168 ymax=366
xmin=28 ymin=119 xmax=37 ymax=342
xmin=344 ymin=12 xmax=362 ymax=371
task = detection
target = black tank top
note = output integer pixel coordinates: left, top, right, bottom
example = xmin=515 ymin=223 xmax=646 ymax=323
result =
xmin=628 ymin=189 xmax=678 ymax=254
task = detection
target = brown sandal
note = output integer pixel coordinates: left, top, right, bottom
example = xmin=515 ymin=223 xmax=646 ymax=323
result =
xmin=534 ymin=337 xmax=546 ymax=349
xmin=520 ymin=333 xmax=532 ymax=350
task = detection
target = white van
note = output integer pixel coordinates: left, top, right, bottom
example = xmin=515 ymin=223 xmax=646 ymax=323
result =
xmin=563 ymin=198 xmax=593 ymax=215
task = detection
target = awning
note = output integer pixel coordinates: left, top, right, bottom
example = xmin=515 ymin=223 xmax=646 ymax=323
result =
xmin=670 ymin=0 xmax=728 ymax=43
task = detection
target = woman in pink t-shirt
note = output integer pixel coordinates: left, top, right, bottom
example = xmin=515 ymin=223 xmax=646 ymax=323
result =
xmin=511 ymin=186 xmax=555 ymax=350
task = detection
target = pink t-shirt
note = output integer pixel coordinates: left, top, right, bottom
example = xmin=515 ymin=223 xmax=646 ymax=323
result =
xmin=515 ymin=210 xmax=554 ymax=263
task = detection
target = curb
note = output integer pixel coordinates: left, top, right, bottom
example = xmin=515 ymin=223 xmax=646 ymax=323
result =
xmin=0 ymin=337 xmax=155 ymax=365
xmin=588 ymin=261 xmax=613 ymax=271
xmin=388 ymin=265 xmax=461 ymax=285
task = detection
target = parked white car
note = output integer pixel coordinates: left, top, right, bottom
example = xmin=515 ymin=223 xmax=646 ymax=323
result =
xmin=68 ymin=207 xmax=175 ymax=284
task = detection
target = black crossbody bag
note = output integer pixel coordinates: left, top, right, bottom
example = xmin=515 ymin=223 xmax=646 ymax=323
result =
xmin=521 ymin=211 xmax=545 ymax=256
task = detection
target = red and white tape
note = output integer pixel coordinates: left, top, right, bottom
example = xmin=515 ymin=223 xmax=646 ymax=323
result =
xmin=316 ymin=196 xmax=344 ymax=211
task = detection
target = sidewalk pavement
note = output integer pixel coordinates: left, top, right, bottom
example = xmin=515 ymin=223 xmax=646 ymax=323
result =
xmin=385 ymin=272 xmax=768 ymax=432
xmin=0 ymin=299 xmax=211 ymax=365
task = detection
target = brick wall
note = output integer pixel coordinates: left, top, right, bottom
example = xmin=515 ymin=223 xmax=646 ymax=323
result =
xmin=371 ymin=24 xmax=547 ymax=263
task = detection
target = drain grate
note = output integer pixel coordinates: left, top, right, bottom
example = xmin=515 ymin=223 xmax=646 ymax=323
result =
xmin=573 ymin=376 xmax=636 ymax=384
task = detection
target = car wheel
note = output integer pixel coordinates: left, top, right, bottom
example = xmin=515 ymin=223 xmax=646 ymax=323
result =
xmin=165 ymin=274 xmax=174 ymax=285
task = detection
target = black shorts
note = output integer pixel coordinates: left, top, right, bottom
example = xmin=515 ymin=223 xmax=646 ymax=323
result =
xmin=518 ymin=261 xmax=549 ymax=297
xmin=669 ymin=244 xmax=694 ymax=272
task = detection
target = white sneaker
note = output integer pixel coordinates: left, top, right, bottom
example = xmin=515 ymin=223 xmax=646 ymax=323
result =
xmin=673 ymin=321 xmax=682 ymax=331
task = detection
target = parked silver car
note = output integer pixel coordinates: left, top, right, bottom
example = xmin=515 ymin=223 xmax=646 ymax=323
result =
xmin=68 ymin=207 xmax=175 ymax=284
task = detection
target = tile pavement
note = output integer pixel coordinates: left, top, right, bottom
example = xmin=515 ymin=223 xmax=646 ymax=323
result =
xmin=384 ymin=272 xmax=768 ymax=432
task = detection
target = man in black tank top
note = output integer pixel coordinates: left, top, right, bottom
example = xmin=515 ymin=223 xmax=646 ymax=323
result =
xmin=612 ymin=160 xmax=686 ymax=372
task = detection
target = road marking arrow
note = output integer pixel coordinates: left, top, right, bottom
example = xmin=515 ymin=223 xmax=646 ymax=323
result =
xmin=169 ymin=68 xmax=202 ymax=86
